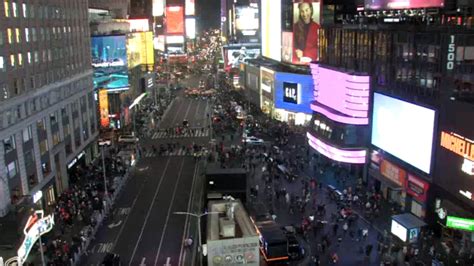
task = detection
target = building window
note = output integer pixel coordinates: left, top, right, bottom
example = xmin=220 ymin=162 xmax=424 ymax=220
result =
xmin=18 ymin=53 xmax=22 ymax=66
xmin=24 ymin=150 xmax=34 ymax=166
xmin=37 ymin=118 xmax=45 ymax=131
xmin=4 ymin=1 xmax=9 ymax=17
xmin=12 ymin=1 xmax=17 ymax=17
xmin=3 ymin=135 xmax=15 ymax=153
xmin=39 ymin=139 xmax=48 ymax=155
xmin=15 ymin=28 xmax=20 ymax=43
xmin=0 ymin=30 xmax=3 ymax=45
xmin=22 ymin=2 xmax=26 ymax=18
xmin=7 ymin=161 xmax=17 ymax=178
xmin=7 ymin=28 xmax=12 ymax=44
xmin=22 ymin=125 xmax=32 ymax=142
xmin=27 ymin=52 xmax=31 ymax=64
xmin=24 ymin=28 xmax=29 ymax=42
xmin=0 ymin=56 xmax=4 ymax=71
xmin=10 ymin=54 xmax=15 ymax=67
xmin=31 ymin=28 xmax=36 ymax=42
xmin=34 ymin=51 xmax=38 ymax=63
xmin=52 ymin=132 xmax=60 ymax=146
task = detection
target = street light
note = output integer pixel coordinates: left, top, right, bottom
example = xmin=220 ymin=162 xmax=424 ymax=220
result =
xmin=98 ymin=141 xmax=111 ymax=205
xmin=173 ymin=211 xmax=219 ymax=266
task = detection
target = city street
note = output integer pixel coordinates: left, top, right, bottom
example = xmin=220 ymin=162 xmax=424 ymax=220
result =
xmin=82 ymin=75 xmax=210 ymax=265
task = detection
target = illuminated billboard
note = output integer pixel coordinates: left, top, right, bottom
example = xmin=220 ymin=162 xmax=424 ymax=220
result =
xmin=365 ymin=0 xmax=445 ymax=10
xmin=285 ymin=0 xmax=321 ymax=64
xmin=282 ymin=31 xmax=293 ymax=63
xmin=307 ymin=132 xmax=367 ymax=164
xmin=166 ymin=6 xmax=184 ymax=34
xmin=274 ymin=72 xmax=313 ymax=113
xmin=99 ymin=89 xmax=110 ymax=128
xmin=154 ymin=35 xmax=165 ymax=51
xmin=185 ymin=0 xmax=195 ymax=15
xmin=127 ymin=32 xmax=154 ymax=68
xmin=235 ymin=6 xmax=259 ymax=36
xmin=186 ymin=18 xmax=196 ymax=39
xmin=225 ymin=46 xmax=260 ymax=69
xmin=371 ymin=93 xmax=436 ymax=174
xmin=435 ymin=101 xmax=474 ymax=205
xmin=91 ymin=35 xmax=129 ymax=90
xmin=153 ymin=0 xmax=165 ymax=16
xmin=261 ymin=0 xmax=281 ymax=61
xmin=311 ymin=64 xmax=370 ymax=125
xmin=128 ymin=19 xmax=150 ymax=32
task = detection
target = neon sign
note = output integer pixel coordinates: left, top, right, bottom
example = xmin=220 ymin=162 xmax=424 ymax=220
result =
xmin=17 ymin=210 xmax=54 ymax=264
xmin=440 ymin=131 xmax=474 ymax=175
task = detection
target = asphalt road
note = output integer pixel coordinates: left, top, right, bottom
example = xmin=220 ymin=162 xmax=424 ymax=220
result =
xmin=83 ymin=75 xmax=210 ymax=266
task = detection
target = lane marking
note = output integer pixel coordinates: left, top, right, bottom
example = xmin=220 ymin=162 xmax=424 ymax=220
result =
xmin=108 ymin=220 xmax=123 ymax=229
xmin=164 ymin=257 xmax=171 ymax=266
xmin=128 ymin=159 xmax=171 ymax=266
xmin=154 ymin=158 xmax=186 ymax=265
xmin=140 ymin=257 xmax=146 ymax=266
xmin=178 ymin=163 xmax=199 ymax=266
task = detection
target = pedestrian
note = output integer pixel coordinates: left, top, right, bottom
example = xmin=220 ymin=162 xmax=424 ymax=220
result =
xmin=331 ymin=252 xmax=339 ymax=264
xmin=362 ymin=228 xmax=369 ymax=240
xmin=343 ymin=222 xmax=348 ymax=234
xmin=333 ymin=223 xmax=339 ymax=235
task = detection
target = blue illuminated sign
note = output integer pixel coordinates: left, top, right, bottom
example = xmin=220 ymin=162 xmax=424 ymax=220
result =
xmin=274 ymin=72 xmax=313 ymax=113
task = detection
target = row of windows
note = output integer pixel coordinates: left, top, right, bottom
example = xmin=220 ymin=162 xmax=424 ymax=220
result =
xmin=0 ymin=46 xmax=78 ymax=69
xmin=4 ymin=1 xmax=85 ymax=20
xmin=0 ymin=26 xmax=80 ymax=46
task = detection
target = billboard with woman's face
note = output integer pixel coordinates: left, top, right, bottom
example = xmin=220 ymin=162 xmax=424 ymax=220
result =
xmin=287 ymin=0 xmax=320 ymax=65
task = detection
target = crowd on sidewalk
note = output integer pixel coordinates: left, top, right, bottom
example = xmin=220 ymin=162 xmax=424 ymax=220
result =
xmin=206 ymin=83 xmax=474 ymax=265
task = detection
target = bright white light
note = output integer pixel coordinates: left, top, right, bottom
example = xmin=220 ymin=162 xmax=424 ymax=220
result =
xmin=391 ymin=219 xmax=407 ymax=242
xmin=185 ymin=18 xmax=196 ymax=39
xmin=371 ymin=93 xmax=435 ymax=173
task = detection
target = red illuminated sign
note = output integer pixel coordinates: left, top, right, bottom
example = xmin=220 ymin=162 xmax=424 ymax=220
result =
xmin=166 ymin=6 xmax=184 ymax=34
xmin=406 ymin=174 xmax=429 ymax=203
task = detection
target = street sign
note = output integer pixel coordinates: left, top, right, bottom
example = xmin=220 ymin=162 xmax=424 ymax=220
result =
xmin=17 ymin=210 xmax=54 ymax=264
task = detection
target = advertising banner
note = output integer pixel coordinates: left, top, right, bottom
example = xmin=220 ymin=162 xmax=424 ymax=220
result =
xmin=99 ymin=89 xmax=110 ymax=128
xmin=282 ymin=31 xmax=294 ymax=63
xmin=274 ymin=72 xmax=313 ymax=114
xmin=185 ymin=0 xmax=195 ymax=16
xmin=365 ymin=0 xmax=444 ymax=10
xmin=91 ymin=35 xmax=129 ymax=90
xmin=446 ymin=216 xmax=474 ymax=232
xmin=186 ymin=18 xmax=196 ymax=39
xmin=261 ymin=0 xmax=281 ymax=61
xmin=235 ymin=6 xmax=259 ymax=36
xmin=406 ymin=174 xmax=429 ymax=203
xmin=166 ymin=6 xmax=184 ymax=34
xmin=154 ymin=35 xmax=165 ymax=51
xmin=283 ymin=82 xmax=299 ymax=104
xmin=225 ymin=47 xmax=260 ymax=69
xmin=17 ymin=211 xmax=54 ymax=264
xmin=380 ymin=159 xmax=406 ymax=187
xmin=288 ymin=0 xmax=321 ymax=64
xmin=127 ymin=32 xmax=154 ymax=69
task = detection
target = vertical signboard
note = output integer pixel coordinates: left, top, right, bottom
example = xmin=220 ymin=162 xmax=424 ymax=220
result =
xmin=99 ymin=89 xmax=110 ymax=128
xmin=261 ymin=0 xmax=281 ymax=61
xmin=186 ymin=18 xmax=196 ymax=39
xmin=185 ymin=0 xmax=195 ymax=16
xmin=153 ymin=0 xmax=165 ymax=16
xmin=289 ymin=0 xmax=320 ymax=64
xmin=166 ymin=6 xmax=184 ymax=34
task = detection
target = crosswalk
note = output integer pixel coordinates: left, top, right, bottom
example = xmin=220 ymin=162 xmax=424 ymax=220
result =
xmin=143 ymin=148 xmax=190 ymax=157
xmin=151 ymin=128 xmax=210 ymax=139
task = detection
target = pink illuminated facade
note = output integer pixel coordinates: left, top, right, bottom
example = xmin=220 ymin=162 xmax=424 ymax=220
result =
xmin=307 ymin=133 xmax=367 ymax=164
xmin=310 ymin=63 xmax=370 ymax=125
xmin=307 ymin=63 xmax=371 ymax=164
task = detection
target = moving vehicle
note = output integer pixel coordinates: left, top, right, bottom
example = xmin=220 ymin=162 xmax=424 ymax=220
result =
xmin=242 ymin=136 xmax=264 ymax=145
xmin=118 ymin=135 xmax=139 ymax=143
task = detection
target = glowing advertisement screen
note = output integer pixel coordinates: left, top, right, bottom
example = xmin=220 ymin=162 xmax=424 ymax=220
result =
xmin=185 ymin=0 xmax=195 ymax=16
xmin=166 ymin=6 xmax=184 ymax=34
xmin=99 ymin=89 xmax=110 ymax=128
xmin=312 ymin=64 xmax=370 ymax=124
xmin=235 ymin=6 xmax=259 ymax=35
xmin=127 ymin=32 xmax=154 ymax=68
xmin=226 ymin=47 xmax=260 ymax=69
xmin=261 ymin=0 xmax=281 ymax=61
xmin=91 ymin=35 xmax=129 ymax=90
xmin=274 ymin=72 xmax=313 ymax=113
xmin=371 ymin=93 xmax=436 ymax=174
xmin=391 ymin=219 xmax=407 ymax=242
xmin=186 ymin=18 xmax=196 ymax=39
xmin=287 ymin=0 xmax=320 ymax=64
xmin=153 ymin=0 xmax=164 ymax=16
xmin=365 ymin=0 xmax=445 ymax=10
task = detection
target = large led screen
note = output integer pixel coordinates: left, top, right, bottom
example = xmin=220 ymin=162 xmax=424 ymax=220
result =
xmin=226 ymin=47 xmax=260 ymax=69
xmin=287 ymin=0 xmax=321 ymax=64
xmin=186 ymin=18 xmax=196 ymax=39
xmin=185 ymin=0 xmax=195 ymax=15
xmin=91 ymin=35 xmax=129 ymax=90
xmin=371 ymin=93 xmax=436 ymax=174
xmin=312 ymin=64 xmax=370 ymax=125
xmin=435 ymin=101 xmax=474 ymax=205
xmin=235 ymin=6 xmax=259 ymax=35
xmin=274 ymin=72 xmax=313 ymax=113
xmin=261 ymin=0 xmax=281 ymax=61
xmin=127 ymin=32 xmax=154 ymax=69
xmin=365 ymin=0 xmax=444 ymax=10
xmin=166 ymin=6 xmax=184 ymax=34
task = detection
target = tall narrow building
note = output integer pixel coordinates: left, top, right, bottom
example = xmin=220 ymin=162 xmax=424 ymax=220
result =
xmin=0 ymin=0 xmax=97 ymax=216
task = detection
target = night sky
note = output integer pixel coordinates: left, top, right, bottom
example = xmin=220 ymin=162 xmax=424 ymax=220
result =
xmin=196 ymin=0 xmax=220 ymax=32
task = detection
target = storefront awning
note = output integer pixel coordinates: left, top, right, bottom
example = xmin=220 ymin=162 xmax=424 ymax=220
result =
xmin=392 ymin=213 xmax=427 ymax=229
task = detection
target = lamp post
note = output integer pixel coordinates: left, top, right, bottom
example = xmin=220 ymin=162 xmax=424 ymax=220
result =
xmin=98 ymin=141 xmax=110 ymax=203
xmin=173 ymin=211 xmax=219 ymax=266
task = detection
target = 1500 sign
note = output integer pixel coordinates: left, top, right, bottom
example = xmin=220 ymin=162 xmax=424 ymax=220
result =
xmin=447 ymin=35 xmax=455 ymax=71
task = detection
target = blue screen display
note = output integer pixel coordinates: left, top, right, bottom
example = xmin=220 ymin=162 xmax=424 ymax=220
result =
xmin=91 ymin=35 xmax=129 ymax=90
xmin=274 ymin=72 xmax=313 ymax=114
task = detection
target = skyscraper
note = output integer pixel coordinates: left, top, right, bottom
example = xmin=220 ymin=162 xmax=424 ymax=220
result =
xmin=0 ymin=0 xmax=97 ymax=216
